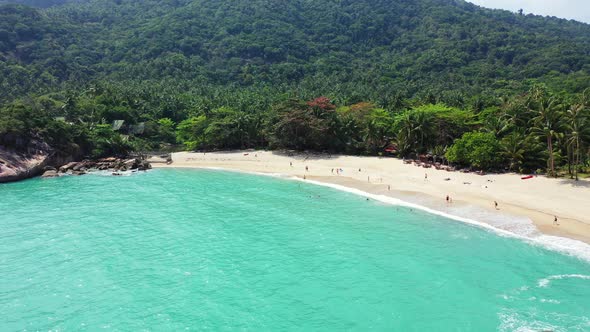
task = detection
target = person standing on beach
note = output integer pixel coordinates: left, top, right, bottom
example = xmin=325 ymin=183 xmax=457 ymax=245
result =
xmin=388 ymin=185 xmax=391 ymax=191
xmin=494 ymin=201 xmax=498 ymax=210
xmin=305 ymin=166 xmax=309 ymax=172
xmin=446 ymin=195 xmax=450 ymax=204
xmin=290 ymin=162 xmax=292 ymax=167
xmin=554 ymin=216 xmax=559 ymax=226
xmin=424 ymin=173 xmax=428 ymax=181
xmin=331 ymin=168 xmax=334 ymax=174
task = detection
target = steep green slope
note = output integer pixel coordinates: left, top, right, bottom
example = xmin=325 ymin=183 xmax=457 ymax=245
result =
xmin=1 ymin=1 xmax=590 ymax=177
xmin=0 ymin=0 xmax=82 ymax=7
xmin=1 ymin=0 xmax=589 ymax=104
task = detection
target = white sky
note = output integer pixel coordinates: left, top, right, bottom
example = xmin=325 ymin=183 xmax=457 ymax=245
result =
xmin=467 ymin=0 xmax=590 ymax=23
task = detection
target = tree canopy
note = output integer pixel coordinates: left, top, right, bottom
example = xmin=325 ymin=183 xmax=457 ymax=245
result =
xmin=1 ymin=0 xmax=590 ymax=177
xmin=1 ymin=0 xmax=589 ymax=104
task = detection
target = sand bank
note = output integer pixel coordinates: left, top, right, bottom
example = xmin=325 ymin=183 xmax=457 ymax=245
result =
xmin=151 ymin=151 xmax=590 ymax=245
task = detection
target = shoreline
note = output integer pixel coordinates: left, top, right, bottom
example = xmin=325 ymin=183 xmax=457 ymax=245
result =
xmin=150 ymin=150 xmax=590 ymax=248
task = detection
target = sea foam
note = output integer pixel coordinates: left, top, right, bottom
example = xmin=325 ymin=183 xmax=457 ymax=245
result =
xmin=537 ymin=274 xmax=590 ymax=288
xmin=184 ymin=167 xmax=590 ymax=263
xmin=296 ymin=177 xmax=590 ymax=263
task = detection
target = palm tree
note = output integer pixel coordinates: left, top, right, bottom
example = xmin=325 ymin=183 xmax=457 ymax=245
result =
xmin=528 ymin=93 xmax=563 ymax=177
xmin=501 ymin=131 xmax=527 ymax=172
xmin=394 ymin=112 xmax=415 ymax=156
xmin=432 ymin=145 xmax=448 ymax=165
xmin=482 ymin=114 xmax=510 ymax=137
xmin=338 ymin=116 xmax=361 ymax=153
xmin=565 ymin=102 xmax=590 ymax=181
xmin=503 ymin=99 xmax=530 ymax=129
xmin=234 ymin=112 xmax=251 ymax=148
xmin=411 ymin=111 xmax=434 ymax=153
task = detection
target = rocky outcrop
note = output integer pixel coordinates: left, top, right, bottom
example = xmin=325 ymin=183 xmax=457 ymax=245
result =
xmin=146 ymin=153 xmax=173 ymax=165
xmin=1 ymin=145 xmax=151 ymax=183
xmin=41 ymin=170 xmax=59 ymax=178
xmin=59 ymin=162 xmax=79 ymax=173
xmin=0 ymin=148 xmax=52 ymax=183
xmin=56 ymin=157 xmax=152 ymax=176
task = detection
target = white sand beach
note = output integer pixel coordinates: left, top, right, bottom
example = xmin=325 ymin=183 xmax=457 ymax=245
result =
xmin=151 ymin=150 xmax=590 ymax=245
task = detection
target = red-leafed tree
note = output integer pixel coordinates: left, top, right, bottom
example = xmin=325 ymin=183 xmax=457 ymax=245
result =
xmin=270 ymin=98 xmax=338 ymax=150
xmin=307 ymin=97 xmax=336 ymax=114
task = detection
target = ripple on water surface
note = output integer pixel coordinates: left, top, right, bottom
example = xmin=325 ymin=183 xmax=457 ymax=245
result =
xmin=1 ymin=169 xmax=589 ymax=331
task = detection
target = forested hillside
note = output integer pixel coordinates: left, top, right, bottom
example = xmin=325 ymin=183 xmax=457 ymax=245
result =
xmin=1 ymin=0 xmax=590 ymax=103
xmin=0 ymin=0 xmax=78 ymax=7
xmin=1 ymin=0 xmax=590 ymax=177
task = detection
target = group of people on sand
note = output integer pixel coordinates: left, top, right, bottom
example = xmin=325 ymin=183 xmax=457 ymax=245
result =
xmin=297 ymin=162 xmax=392 ymax=192
xmin=294 ymin=159 xmax=564 ymax=228
xmin=330 ymin=168 xmax=345 ymax=175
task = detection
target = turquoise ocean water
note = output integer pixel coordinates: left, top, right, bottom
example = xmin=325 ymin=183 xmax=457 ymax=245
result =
xmin=1 ymin=168 xmax=589 ymax=331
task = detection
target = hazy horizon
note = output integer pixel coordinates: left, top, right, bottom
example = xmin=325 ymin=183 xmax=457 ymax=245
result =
xmin=468 ymin=0 xmax=590 ymax=24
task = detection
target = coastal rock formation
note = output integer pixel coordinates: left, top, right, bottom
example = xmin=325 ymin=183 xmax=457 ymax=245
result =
xmin=41 ymin=170 xmax=59 ymax=178
xmin=0 ymin=147 xmax=52 ymax=183
xmin=59 ymin=162 xmax=78 ymax=173
xmin=146 ymin=153 xmax=173 ymax=165
xmin=56 ymin=157 xmax=152 ymax=176
xmin=1 ymin=145 xmax=151 ymax=183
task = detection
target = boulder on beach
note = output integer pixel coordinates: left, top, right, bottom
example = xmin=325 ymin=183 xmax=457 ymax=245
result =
xmin=140 ymin=161 xmax=152 ymax=170
xmin=41 ymin=170 xmax=59 ymax=178
xmin=1 ymin=147 xmax=52 ymax=183
xmin=1 ymin=148 xmax=152 ymax=182
xmin=59 ymin=162 xmax=79 ymax=173
xmin=123 ymin=158 xmax=137 ymax=168
xmin=72 ymin=162 xmax=87 ymax=171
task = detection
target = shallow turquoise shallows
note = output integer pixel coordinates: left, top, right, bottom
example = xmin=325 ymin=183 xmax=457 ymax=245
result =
xmin=1 ymin=169 xmax=589 ymax=331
